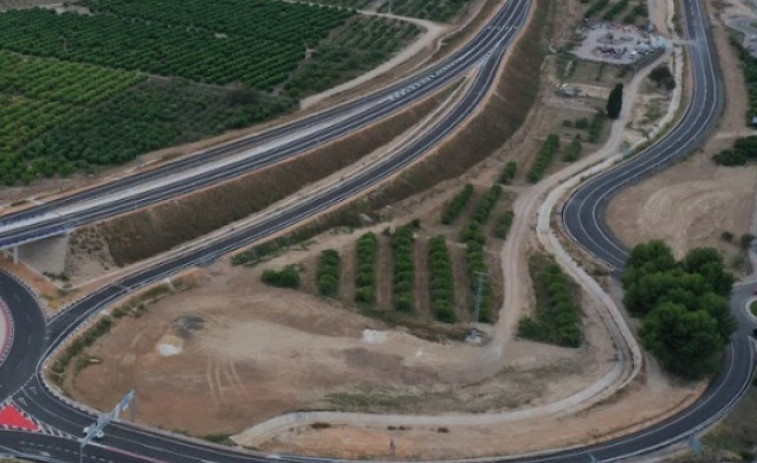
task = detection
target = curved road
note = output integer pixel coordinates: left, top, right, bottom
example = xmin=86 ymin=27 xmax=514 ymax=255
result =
xmin=0 ymin=0 xmax=525 ymax=249
xmin=0 ymin=0 xmax=755 ymax=462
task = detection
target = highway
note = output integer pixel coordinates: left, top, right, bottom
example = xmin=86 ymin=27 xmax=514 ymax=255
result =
xmin=0 ymin=0 xmax=526 ymax=250
xmin=0 ymin=0 xmax=755 ymax=462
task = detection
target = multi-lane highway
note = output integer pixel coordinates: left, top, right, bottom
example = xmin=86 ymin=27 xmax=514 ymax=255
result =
xmin=0 ymin=0 xmax=755 ymax=462
xmin=0 ymin=0 xmax=527 ymax=250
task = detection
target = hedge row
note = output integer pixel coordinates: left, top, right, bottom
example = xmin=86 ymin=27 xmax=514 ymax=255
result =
xmin=527 ymin=133 xmax=560 ymax=183
xmin=391 ymin=224 xmax=416 ymax=312
xmin=50 ymin=316 xmax=114 ymax=384
xmin=441 ymin=183 xmax=474 ymax=225
xmin=518 ymin=255 xmax=582 ymax=347
xmin=471 ymin=184 xmax=502 ymax=224
xmin=428 ymin=235 xmax=456 ymax=323
xmin=563 ymin=137 xmax=583 ymax=162
xmin=355 ymin=232 xmax=379 ymax=304
xmin=500 ymin=161 xmax=517 ymax=185
xmin=262 ymin=265 xmax=301 ymax=289
xmin=494 ymin=211 xmax=515 ymax=239
xmin=317 ymin=249 xmax=341 ymax=297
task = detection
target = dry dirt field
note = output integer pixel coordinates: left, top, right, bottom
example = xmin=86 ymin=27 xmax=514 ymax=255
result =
xmin=607 ymin=0 xmax=757 ymax=265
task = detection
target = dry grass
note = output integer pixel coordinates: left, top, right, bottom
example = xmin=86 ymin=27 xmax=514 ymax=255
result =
xmin=89 ymin=88 xmax=452 ymax=266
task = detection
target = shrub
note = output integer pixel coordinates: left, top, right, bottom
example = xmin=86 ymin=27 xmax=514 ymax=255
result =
xmin=261 ymin=265 xmax=300 ymax=289
xmin=527 ymin=133 xmax=561 ymax=183
xmin=428 ymin=235 xmax=456 ymax=323
xmin=471 ymin=184 xmax=503 ymax=224
xmin=355 ymin=232 xmax=378 ymax=304
xmin=441 ymin=184 xmax=474 ymax=225
xmin=317 ymin=249 xmax=341 ymax=297
xmin=563 ymin=136 xmax=583 ymax=162
xmin=391 ymin=224 xmax=416 ymax=312
xmin=494 ymin=211 xmax=515 ymax=239
xmin=500 ymin=161 xmax=518 ymax=185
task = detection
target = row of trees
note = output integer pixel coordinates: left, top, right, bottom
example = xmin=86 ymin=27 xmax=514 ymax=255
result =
xmin=527 ymin=133 xmax=561 ymax=183
xmin=518 ymin=254 xmax=583 ymax=348
xmin=623 ymin=241 xmax=736 ymax=379
xmin=391 ymin=224 xmax=416 ymax=312
xmin=0 ymin=9 xmax=306 ymax=89
xmin=470 ymin=184 xmax=503 ymax=224
xmin=83 ymin=0 xmax=351 ymax=46
xmin=428 ymin=236 xmax=456 ymax=323
xmin=378 ymin=0 xmax=471 ymax=22
xmin=441 ymin=184 xmax=474 ymax=225
xmin=355 ymin=232 xmax=379 ymax=304
xmin=317 ymin=249 xmax=341 ymax=297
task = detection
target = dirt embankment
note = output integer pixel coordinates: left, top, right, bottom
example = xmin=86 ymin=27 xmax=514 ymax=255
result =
xmin=74 ymin=0 xmax=552 ymax=273
xmin=77 ymin=88 xmax=450 ymax=268
xmin=607 ymin=0 xmax=757 ymax=264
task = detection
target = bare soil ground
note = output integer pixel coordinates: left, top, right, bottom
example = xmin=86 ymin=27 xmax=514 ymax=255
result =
xmin=66 ymin=255 xmax=614 ymax=438
xmin=607 ymin=2 xmax=757 ymax=264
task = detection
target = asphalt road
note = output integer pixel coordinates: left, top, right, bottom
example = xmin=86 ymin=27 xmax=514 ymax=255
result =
xmin=0 ymin=0 xmax=525 ymax=250
xmin=0 ymin=1 xmax=755 ymax=462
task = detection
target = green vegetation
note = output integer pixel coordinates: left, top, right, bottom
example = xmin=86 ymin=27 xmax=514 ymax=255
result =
xmin=441 ymin=184 xmax=474 ymax=225
xmin=606 ymin=83 xmax=624 ymax=119
xmin=527 ymin=133 xmax=560 ymax=183
xmin=461 ymin=222 xmax=492 ymax=323
xmin=648 ymin=65 xmax=675 ymax=90
xmin=378 ymin=0 xmax=471 ymax=22
xmin=584 ymin=0 xmax=610 ymax=19
xmin=50 ymin=316 xmax=114 ymax=385
xmin=518 ymin=254 xmax=582 ymax=347
xmin=602 ymin=0 xmax=630 ymax=21
xmin=712 ymin=136 xmax=757 ymax=166
xmin=308 ymin=0 xmax=372 ymax=8
xmin=494 ymin=211 xmax=515 ymax=239
xmin=470 ymin=184 xmax=503 ymax=224
xmin=730 ymin=37 xmax=757 ymax=122
xmin=261 ymin=265 xmax=301 ymax=289
xmin=317 ymin=250 xmax=341 ymax=297
xmin=622 ymin=1 xmax=648 ymax=24
xmin=284 ymin=16 xmax=419 ymax=98
xmin=623 ymin=241 xmax=736 ymax=379
xmin=391 ymin=224 xmax=416 ymax=312
xmin=428 ymin=235 xmax=456 ymax=323
xmin=355 ymin=232 xmax=379 ymax=304
xmin=751 ymin=300 xmax=757 ymax=317
xmin=588 ymin=111 xmax=606 ymax=143
xmin=0 ymin=0 xmax=418 ymax=184
xmin=21 ymin=79 xmax=295 ymax=174
xmin=500 ymin=161 xmax=518 ymax=185
xmin=563 ymin=136 xmax=583 ymax=162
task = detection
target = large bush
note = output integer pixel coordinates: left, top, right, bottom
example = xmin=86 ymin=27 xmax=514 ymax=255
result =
xmin=317 ymin=249 xmax=341 ymax=297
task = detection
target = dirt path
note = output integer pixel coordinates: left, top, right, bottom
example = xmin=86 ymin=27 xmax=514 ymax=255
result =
xmin=301 ymin=12 xmax=449 ymax=108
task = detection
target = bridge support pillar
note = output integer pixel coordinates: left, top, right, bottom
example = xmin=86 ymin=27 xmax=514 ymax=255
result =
xmin=11 ymin=246 xmax=17 ymax=264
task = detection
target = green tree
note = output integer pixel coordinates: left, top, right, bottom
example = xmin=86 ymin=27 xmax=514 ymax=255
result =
xmin=640 ymin=302 xmax=725 ymax=379
xmin=606 ymin=83 xmax=624 ymax=119
xmin=622 ymin=240 xmax=676 ymax=288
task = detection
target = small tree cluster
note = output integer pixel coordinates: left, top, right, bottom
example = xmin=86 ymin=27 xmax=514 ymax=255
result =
xmin=527 ymin=133 xmax=561 ymax=183
xmin=391 ymin=224 xmax=416 ymax=312
xmin=262 ymin=265 xmax=301 ymax=289
xmin=712 ymin=135 xmax=757 ymax=166
xmin=355 ymin=232 xmax=378 ymax=304
xmin=471 ymin=184 xmax=503 ymax=224
xmin=588 ymin=110 xmax=606 ymax=143
xmin=317 ymin=249 xmax=341 ymax=297
xmin=460 ymin=221 xmax=492 ymax=323
xmin=563 ymin=136 xmax=583 ymax=162
xmin=428 ymin=235 xmax=456 ymax=323
xmin=494 ymin=211 xmax=515 ymax=239
xmin=518 ymin=255 xmax=582 ymax=347
xmin=648 ymin=65 xmax=676 ymax=91
xmin=499 ymin=161 xmax=518 ymax=185
xmin=441 ymin=184 xmax=474 ymax=225
xmin=623 ymin=241 xmax=736 ymax=379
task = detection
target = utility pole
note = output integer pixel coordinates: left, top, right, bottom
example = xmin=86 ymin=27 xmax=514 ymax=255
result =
xmin=466 ymin=271 xmax=489 ymax=344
